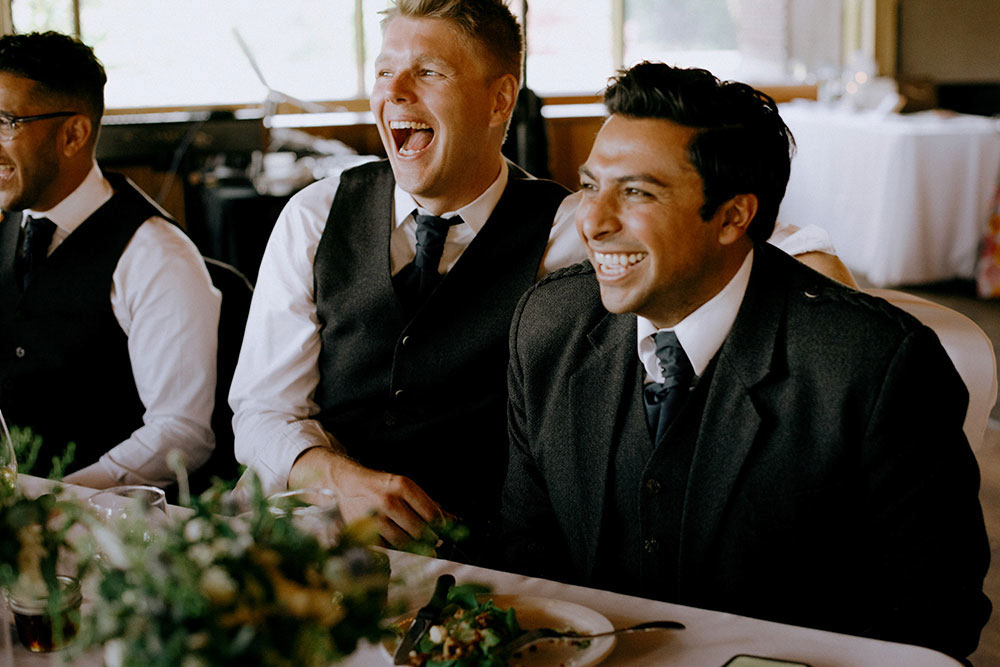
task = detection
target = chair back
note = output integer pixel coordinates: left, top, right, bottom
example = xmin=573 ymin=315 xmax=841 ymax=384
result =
xmin=192 ymin=258 xmax=253 ymax=491
xmin=867 ymin=288 xmax=997 ymax=452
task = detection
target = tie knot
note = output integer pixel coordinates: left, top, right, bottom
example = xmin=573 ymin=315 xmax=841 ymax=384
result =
xmin=25 ymin=216 xmax=57 ymax=245
xmin=651 ymin=331 xmax=693 ymax=389
xmin=412 ymin=213 xmax=461 ymax=270
xmin=414 ymin=212 xmax=461 ymax=240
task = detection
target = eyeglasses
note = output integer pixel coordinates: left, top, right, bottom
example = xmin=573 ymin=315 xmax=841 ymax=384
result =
xmin=0 ymin=111 xmax=77 ymax=141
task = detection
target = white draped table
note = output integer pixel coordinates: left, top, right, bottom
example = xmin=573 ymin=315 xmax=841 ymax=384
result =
xmin=338 ymin=550 xmax=959 ymax=667
xmin=10 ymin=476 xmax=960 ymax=666
xmin=777 ymin=100 xmax=1000 ymax=287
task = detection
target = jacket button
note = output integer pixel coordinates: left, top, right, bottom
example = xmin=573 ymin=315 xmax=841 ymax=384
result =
xmin=401 ymin=335 xmax=411 ymax=347
xmin=385 ymin=413 xmax=397 ymax=427
xmin=394 ymin=389 xmax=405 ymax=399
xmin=645 ymin=478 xmax=662 ymax=495
xmin=644 ymin=538 xmax=659 ymax=554
xmin=14 ymin=346 xmax=25 ymax=359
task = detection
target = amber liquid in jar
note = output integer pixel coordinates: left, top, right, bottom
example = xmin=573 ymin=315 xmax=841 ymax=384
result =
xmin=6 ymin=575 xmax=82 ymax=652
xmin=13 ymin=607 xmax=80 ymax=651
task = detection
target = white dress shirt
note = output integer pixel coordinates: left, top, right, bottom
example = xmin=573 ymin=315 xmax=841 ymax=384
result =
xmin=25 ymin=164 xmax=220 ymax=488
xmin=231 ymin=166 xmax=833 ymax=495
xmin=638 ymin=250 xmax=754 ymax=383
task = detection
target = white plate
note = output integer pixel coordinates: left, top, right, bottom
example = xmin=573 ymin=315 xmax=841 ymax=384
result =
xmin=382 ymin=594 xmax=616 ymax=667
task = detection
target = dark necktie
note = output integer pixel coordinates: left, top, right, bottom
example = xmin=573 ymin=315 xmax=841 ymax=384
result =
xmin=392 ymin=212 xmax=462 ymax=316
xmin=18 ymin=216 xmax=57 ymax=291
xmin=643 ymin=330 xmax=694 ymax=446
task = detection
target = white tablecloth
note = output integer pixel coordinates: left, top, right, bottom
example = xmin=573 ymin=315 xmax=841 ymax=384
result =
xmin=335 ymin=551 xmax=960 ymax=667
xmin=777 ymin=101 xmax=1000 ymax=287
xmin=9 ymin=476 xmax=960 ymax=666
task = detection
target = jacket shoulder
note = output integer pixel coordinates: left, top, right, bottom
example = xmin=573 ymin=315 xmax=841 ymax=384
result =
xmin=521 ymin=260 xmax=598 ymax=311
xmin=512 ymin=261 xmax=602 ymax=345
xmin=763 ymin=245 xmax=924 ymax=335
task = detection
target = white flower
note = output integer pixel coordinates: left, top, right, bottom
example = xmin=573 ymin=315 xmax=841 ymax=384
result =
xmin=184 ymin=518 xmax=211 ymax=542
xmin=212 ymin=536 xmax=244 ymax=559
xmin=104 ymin=639 xmax=125 ymax=667
xmin=200 ymin=566 xmax=237 ymax=605
xmin=188 ymin=543 xmax=215 ymax=568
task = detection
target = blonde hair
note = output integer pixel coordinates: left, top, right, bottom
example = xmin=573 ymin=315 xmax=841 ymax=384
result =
xmin=381 ymin=0 xmax=523 ymax=84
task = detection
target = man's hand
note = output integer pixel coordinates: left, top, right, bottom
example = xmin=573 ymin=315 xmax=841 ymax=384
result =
xmin=289 ymin=446 xmax=444 ymax=548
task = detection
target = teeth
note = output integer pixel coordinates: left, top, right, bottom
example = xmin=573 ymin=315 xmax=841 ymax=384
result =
xmin=389 ymin=120 xmax=431 ymax=130
xmin=595 ymin=251 xmax=647 ymax=267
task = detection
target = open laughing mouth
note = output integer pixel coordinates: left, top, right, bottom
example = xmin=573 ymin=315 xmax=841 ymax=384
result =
xmin=389 ymin=120 xmax=434 ymax=157
xmin=593 ymin=251 xmax=648 ymax=277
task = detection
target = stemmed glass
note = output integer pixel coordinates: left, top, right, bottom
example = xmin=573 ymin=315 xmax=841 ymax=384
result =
xmin=0 ymin=406 xmax=17 ymax=480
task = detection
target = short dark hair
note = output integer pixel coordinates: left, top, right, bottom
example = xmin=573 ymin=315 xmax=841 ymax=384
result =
xmin=604 ymin=61 xmax=794 ymax=242
xmin=382 ymin=0 xmax=523 ymax=84
xmin=0 ymin=31 xmax=106 ymax=123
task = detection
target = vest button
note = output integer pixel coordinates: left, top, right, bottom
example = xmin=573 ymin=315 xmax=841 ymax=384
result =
xmin=643 ymin=538 xmax=660 ymax=554
xmin=14 ymin=346 xmax=25 ymax=359
xmin=394 ymin=389 xmax=405 ymax=399
xmin=401 ymin=335 xmax=411 ymax=347
xmin=645 ymin=478 xmax=662 ymax=495
xmin=385 ymin=413 xmax=397 ymax=427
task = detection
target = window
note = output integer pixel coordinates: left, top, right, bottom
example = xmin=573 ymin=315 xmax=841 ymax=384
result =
xmin=11 ymin=0 xmax=364 ymax=109
xmin=6 ymin=0 xmax=847 ymax=110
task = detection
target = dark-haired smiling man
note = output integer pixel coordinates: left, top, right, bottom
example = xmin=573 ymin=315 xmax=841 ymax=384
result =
xmin=501 ymin=62 xmax=990 ymax=660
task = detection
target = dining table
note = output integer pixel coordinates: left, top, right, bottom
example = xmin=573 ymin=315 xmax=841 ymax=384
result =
xmin=9 ymin=474 xmax=961 ymax=666
xmin=777 ymin=100 xmax=1000 ymax=288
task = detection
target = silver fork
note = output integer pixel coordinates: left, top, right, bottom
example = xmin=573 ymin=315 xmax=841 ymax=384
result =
xmin=498 ymin=619 xmax=685 ymax=658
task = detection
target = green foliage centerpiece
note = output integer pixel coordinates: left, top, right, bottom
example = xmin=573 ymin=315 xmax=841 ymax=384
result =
xmin=77 ymin=475 xmax=391 ymax=667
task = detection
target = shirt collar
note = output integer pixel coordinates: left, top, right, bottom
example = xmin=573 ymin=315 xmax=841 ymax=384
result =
xmin=391 ymin=159 xmax=508 ymax=232
xmin=637 ymin=248 xmax=754 ymax=380
xmin=23 ymin=162 xmax=112 ymax=235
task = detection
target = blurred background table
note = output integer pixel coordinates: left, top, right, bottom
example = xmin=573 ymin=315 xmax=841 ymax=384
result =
xmin=777 ymin=101 xmax=1000 ymax=287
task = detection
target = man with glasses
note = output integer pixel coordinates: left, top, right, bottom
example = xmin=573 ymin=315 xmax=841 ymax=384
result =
xmin=0 ymin=32 xmax=220 ymax=489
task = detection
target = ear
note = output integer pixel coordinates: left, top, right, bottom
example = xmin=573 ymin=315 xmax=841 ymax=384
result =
xmin=717 ymin=193 xmax=758 ymax=245
xmin=60 ymin=114 xmax=93 ymax=158
xmin=489 ymin=73 xmax=519 ymax=129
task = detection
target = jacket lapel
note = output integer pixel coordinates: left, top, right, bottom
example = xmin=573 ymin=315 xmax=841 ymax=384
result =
xmin=680 ymin=245 xmax=786 ymax=582
xmin=568 ymin=310 xmax=637 ymax=577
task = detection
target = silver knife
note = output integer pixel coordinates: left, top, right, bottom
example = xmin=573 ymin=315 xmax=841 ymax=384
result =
xmin=393 ymin=574 xmax=455 ymax=665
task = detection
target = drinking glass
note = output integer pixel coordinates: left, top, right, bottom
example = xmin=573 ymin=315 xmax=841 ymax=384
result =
xmin=87 ymin=485 xmax=168 ymax=544
xmin=5 ymin=574 xmax=81 ymax=653
xmin=267 ymin=488 xmax=343 ymax=548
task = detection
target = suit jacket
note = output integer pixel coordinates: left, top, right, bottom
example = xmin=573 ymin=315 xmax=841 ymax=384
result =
xmin=502 ymin=243 xmax=991 ymax=660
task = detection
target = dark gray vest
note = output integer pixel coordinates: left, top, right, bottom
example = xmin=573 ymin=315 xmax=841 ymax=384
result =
xmin=313 ymin=160 xmax=569 ymax=524
xmin=593 ymin=356 xmax=718 ymax=600
xmin=0 ymin=173 xmax=158 ymax=476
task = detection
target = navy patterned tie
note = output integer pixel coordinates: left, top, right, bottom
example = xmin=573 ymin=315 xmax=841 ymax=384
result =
xmin=643 ymin=331 xmax=694 ymax=445
xmin=18 ymin=216 xmax=57 ymax=291
xmin=393 ymin=212 xmax=462 ymax=316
